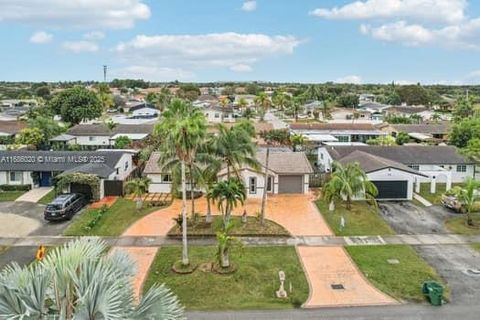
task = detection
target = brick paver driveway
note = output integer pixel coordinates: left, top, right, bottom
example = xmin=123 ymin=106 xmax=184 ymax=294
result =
xmin=119 ymin=194 xmax=397 ymax=307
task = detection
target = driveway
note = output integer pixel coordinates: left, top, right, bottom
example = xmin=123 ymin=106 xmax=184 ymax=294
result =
xmin=379 ymin=202 xmax=480 ymax=305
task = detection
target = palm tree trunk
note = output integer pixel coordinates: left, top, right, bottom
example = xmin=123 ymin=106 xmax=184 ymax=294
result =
xmin=467 ymin=210 xmax=474 ymax=226
xmin=260 ymin=146 xmax=270 ymax=226
xmin=189 ymin=164 xmax=195 ymax=219
xmin=181 ymin=160 xmax=189 ymax=266
xmin=206 ymin=194 xmax=212 ymax=223
xmin=346 ymin=196 xmax=352 ymax=210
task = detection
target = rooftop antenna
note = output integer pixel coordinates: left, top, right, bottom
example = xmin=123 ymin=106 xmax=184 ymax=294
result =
xmin=103 ymin=65 xmax=107 ymax=82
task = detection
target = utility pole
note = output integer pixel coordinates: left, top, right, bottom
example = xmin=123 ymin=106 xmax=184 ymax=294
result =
xmin=103 ymin=65 xmax=107 ymax=82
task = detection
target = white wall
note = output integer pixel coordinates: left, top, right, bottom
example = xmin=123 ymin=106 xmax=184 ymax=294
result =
xmin=0 ymin=171 xmax=33 ymax=187
xmin=317 ymin=147 xmax=334 ymax=172
xmin=148 ymin=173 xmax=173 ymax=193
xmin=416 ymin=164 xmax=475 ymax=183
xmin=75 ymin=135 xmax=111 ymax=146
xmin=108 ymin=153 xmax=135 ymax=180
xmin=367 ymin=168 xmax=416 ymax=200
xmin=219 ymin=169 xmax=277 ymax=199
xmin=132 ymin=108 xmax=158 ymax=117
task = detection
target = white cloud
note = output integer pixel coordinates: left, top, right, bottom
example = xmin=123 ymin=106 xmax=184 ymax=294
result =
xmin=310 ymin=0 xmax=466 ymax=24
xmin=29 ymin=31 xmax=53 ymax=44
xmin=0 ymin=0 xmax=150 ymax=29
xmin=83 ymin=31 xmax=105 ymax=41
xmin=62 ymin=40 xmax=99 ymax=53
xmin=360 ymin=21 xmax=434 ymax=46
xmin=241 ymin=1 xmax=257 ymax=12
xmin=114 ymin=32 xmax=300 ymax=73
xmin=111 ymin=65 xmax=195 ymax=81
xmin=335 ymin=75 xmax=363 ymax=84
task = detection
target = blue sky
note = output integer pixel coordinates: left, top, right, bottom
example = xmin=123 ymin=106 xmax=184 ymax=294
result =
xmin=1 ymin=0 xmax=480 ymax=84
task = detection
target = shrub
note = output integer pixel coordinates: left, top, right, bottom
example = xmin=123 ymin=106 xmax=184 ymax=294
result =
xmin=0 ymin=184 xmax=32 ymax=191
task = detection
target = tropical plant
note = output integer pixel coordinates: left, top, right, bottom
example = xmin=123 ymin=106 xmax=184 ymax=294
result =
xmin=0 ymin=238 xmax=185 ymax=319
xmin=254 ymin=92 xmax=271 ymax=120
xmin=367 ymin=135 xmax=397 ymax=146
xmin=15 ymin=127 xmax=44 ymax=149
xmin=395 ymin=132 xmax=410 ymax=145
xmin=323 ymin=161 xmax=378 ymax=210
xmin=155 ymin=99 xmax=207 ymax=266
xmin=96 ymin=83 xmax=114 ymax=110
xmin=287 ymin=97 xmax=303 ymax=122
xmin=237 ymin=97 xmax=248 ymax=109
xmin=453 ymin=177 xmax=480 ymax=226
xmin=126 ymin=177 xmax=151 ymax=210
xmin=208 ymin=178 xmax=246 ymax=229
xmin=216 ymin=222 xmax=242 ymax=269
xmin=114 ymin=135 xmax=132 ymax=149
xmin=290 ymin=133 xmax=305 ymax=151
xmin=272 ymin=91 xmax=290 ymax=111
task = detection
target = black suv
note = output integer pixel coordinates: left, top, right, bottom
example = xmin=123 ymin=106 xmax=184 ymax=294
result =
xmin=44 ymin=193 xmax=87 ymax=222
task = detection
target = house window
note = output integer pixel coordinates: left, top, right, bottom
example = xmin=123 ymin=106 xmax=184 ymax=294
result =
xmin=320 ymin=153 xmax=324 ymax=160
xmin=162 ymin=174 xmax=172 ymax=183
xmin=89 ymin=136 xmax=95 ymax=141
xmin=124 ymin=161 xmax=129 ymax=171
xmin=336 ymin=136 xmax=349 ymax=142
xmin=456 ymin=165 xmax=467 ymax=173
xmin=249 ymin=177 xmax=257 ymax=194
xmin=116 ymin=168 xmax=119 ymax=175
xmin=214 ymin=113 xmax=220 ymax=118
xmin=267 ymin=176 xmax=273 ymax=192
xmin=408 ymin=165 xmax=420 ymax=171
xmin=9 ymin=171 xmax=22 ymax=182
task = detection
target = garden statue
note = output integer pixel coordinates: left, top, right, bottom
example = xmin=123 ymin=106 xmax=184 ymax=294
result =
xmin=276 ymin=270 xmax=288 ymax=298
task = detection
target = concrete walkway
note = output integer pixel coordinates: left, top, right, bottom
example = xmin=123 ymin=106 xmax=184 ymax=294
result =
xmin=414 ymin=193 xmax=433 ymax=207
xmin=15 ymin=187 xmax=52 ymax=203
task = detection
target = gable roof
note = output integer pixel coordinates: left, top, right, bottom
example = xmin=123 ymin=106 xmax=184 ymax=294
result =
xmin=0 ymin=121 xmax=27 ymax=135
xmin=67 ymin=124 xmax=155 ymax=137
xmin=255 ymin=150 xmax=314 ymax=174
xmin=390 ymin=122 xmax=450 ymax=134
xmin=289 ymin=123 xmax=380 ymax=131
xmin=144 ymin=152 xmax=162 ymax=174
xmin=338 ymin=150 xmax=427 ymax=177
xmin=326 ymin=145 xmax=473 ymax=165
xmin=129 ymin=103 xmax=158 ymax=112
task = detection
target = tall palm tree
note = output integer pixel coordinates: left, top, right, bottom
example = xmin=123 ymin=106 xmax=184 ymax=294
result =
xmin=96 ymin=83 xmax=114 ymax=111
xmin=237 ymin=97 xmax=248 ymax=109
xmin=272 ymin=91 xmax=290 ymax=111
xmin=254 ymin=92 xmax=271 ymax=120
xmin=288 ymin=98 xmax=303 ymax=122
xmin=126 ymin=177 xmax=151 ymax=210
xmin=0 ymin=238 xmax=184 ymax=319
xmin=208 ymin=178 xmax=246 ymax=228
xmin=155 ymin=99 xmax=207 ymax=266
xmin=455 ymin=177 xmax=480 ymax=226
xmin=290 ymin=133 xmax=305 ymax=152
xmin=323 ymin=161 xmax=378 ymax=210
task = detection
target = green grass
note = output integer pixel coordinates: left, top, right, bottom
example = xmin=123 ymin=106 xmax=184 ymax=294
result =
xmin=0 ymin=191 xmax=25 ymax=201
xmin=168 ymin=216 xmax=290 ymax=237
xmin=37 ymin=190 xmax=56 ymax=205
xmin=143 ymin=246 xmax=309 ymax=310
xmin=471 ymin=244 xmax=480 ymax=252
xmin=346 ymin=245 xmax=449 ymax=302
xmin=418 ymin=183 xmax=463 ymax=205
xmin=445 ymin=212 xmax=480 ymax=235
xmin=63 ymin=198 xmax=162 ymax=236
xmin=316 ymin=199 xmax=395 ymax=236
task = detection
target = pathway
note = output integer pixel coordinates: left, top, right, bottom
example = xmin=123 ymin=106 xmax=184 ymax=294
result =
xmin=264 ymin=111 xmax=288 ymax=129
xmin=15 ymin=187 xmax=52 ymax=203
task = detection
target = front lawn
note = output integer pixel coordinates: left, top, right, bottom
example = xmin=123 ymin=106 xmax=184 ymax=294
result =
xmin=167 ymin=216 xmax=289 ymax=237
xmin=143 ymin=246 xmax=309 ymax=310
xmin=316 ymin=199 xmax=394 ymax=236
xmin=38 ymin=190 xmax=56 ymax=205
xmin=63 ymin=198 xmax=163 ymax=236
xmin=445 ymin=213 xmax=480 ymax=235
xmin=418 ymin=183 xmax=463 ymax=205
xmin=471 ymin=244 xmax=480 ymax=252
xmin=0 ymin=191 xmax=25 ymax=201
xmin=346 ymin=245 xmax=449 ymax=302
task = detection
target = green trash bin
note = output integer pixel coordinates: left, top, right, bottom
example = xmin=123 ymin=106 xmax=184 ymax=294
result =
xmin=422 ymin=281 xmax=443 ymax=306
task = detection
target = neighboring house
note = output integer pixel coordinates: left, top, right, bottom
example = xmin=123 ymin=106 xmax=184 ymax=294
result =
xmin=318 ymin=145 xmax=476 ymax=199
xmin=385 ymin=122 xmax=450 ymax=143
xmin=1 ymin=99 xmax=38 ymax=109
xmin=203 ymin=106 xmax=237 ymax=123
xmin=290 ymin=123 xmax=387 ymax=144
xmin=144 ymin=150 xmax=313 ymax=198
xmin=359 ymin=94 xmax=375 ymax=104
xmin=193 ymin=95 xmax=218 ymax=108
xmin=384 ymin=106 xmax=428 ymax=119
xmin=0 ymin=121 xmax=27 ymax=142
xmin=0 ymin=150 xmax=137 ymax=198
xmin=51 ymin=124 xmax=154 ymax=149
xmin=358 ymin=102 xmax=392 ymax=121
xmin=129 ymin=103 xmax=159 ymax=119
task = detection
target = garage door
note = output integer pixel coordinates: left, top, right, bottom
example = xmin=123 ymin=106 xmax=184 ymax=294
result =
xmin=371 ymin=180 xmax=408 ymax=200
xmin=278 ymin=175 xmax=303 ymax=194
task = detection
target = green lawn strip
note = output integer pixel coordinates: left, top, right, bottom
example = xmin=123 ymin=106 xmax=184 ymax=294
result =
xmin=37 ymin=190 xmax=56 ymax=205
xmin=346 ymin=245 xmax=449 ymax=302
xmin=418 ymin=183 xmax=463 ymax=205
xmin=63 ymin=198 xmax=163 ymax=236
xmin=143 ymin=246 xmax=309 ymax=310
xmin=445 ymin=212 xmax=480 ymax=235
xmin=168 ymin=216 xmax=289 ymax=237
xmin=316 ymin=199 xmax=394 ymax=236
xmin=471 ymin=244 xmax=480 ymax=252
xmin=0 ymin=191 xmax=25 ymax=201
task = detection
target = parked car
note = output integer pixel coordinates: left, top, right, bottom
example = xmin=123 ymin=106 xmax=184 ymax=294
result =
xmin=44 ymin=193 xmax=87 ymax=222
xmin=440 ymin=194 xmax=465 ymax=214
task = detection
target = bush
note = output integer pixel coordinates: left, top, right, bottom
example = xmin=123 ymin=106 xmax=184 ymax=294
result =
xmin=0 ymin=184 xmax=32 ymax=191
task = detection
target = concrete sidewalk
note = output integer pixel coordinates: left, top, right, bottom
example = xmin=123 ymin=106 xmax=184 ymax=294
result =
xmin=15 ymin=187 xmax=52 ymax=203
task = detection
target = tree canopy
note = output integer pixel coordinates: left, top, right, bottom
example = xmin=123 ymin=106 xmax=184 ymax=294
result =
xmin=49 ymin=87 xmax=103 ymax=125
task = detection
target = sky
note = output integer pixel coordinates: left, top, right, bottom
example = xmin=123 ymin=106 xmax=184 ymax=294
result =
xmin=1 ymin=0 xmax=480 ymax=84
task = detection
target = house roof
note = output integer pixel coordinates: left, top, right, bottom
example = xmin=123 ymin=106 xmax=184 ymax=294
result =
xmin=359 ymin=102 xmax=390 ymax=111
xmin=0 ymin=151 xmax=128 ymax=172
xmin=129 ymin=103 xmax=158 ymax=112
xmin=255 ymin=150 xmax=314 ymax=175
xmin=49 ymin=134 xmax=76 ymax=142
xmin=67 ymin=124 xmax=155 ymax=137
xmin=207 ymin=122 xmax=273 ymax=135
xmin=390 ymin=122 xmax=450 ymax=134
xmin=0 ymin=121 xmax=27 ymax=135
xmin=60 ymin=163 xmax=115 ymax=178
xmin=387 ymin=106 xmax=427 ymax=114
xmin=326 ymin=145 xmax=473 ymax=165
xmin=144 ymin=152 xmax=162 ymax=174
xmin=338 ymin=150 xmax=427 ymax=177
xmin=289 ymin=123 xmax=380 ymax=131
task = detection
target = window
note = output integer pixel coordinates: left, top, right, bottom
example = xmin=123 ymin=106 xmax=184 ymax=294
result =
xmin=89 ymin=136 xmax=95 ymax=141
xmin=408 ymin=165 xmax=420 ymax=171
xmin=249 ymin=177 xmax=257 ymax=194
xmin=320 ymin=153 xmax=324 ymax=160
xmin=214 ymin=113 xmax=220 ymax=118
xmin=162 ymin=174 xmax=172 ymax=183
xmin=116 ymin=168 xmax=119 ymax=175
xmin=124 ymin=161 xmax=129 ymax=171
xmin=267 ymin=176 xmax=273 ymax=192
xmin=456 ymin=165 xmax=467 ymax=173
xmin=9 ymin=171 xmax=22 ymax=182
xmin=336 ymin=136 xmax=349 ymax=142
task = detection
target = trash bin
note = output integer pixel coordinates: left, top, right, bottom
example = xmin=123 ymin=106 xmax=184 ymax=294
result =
xmin=422 ymin=281 xmax=443 ymax=306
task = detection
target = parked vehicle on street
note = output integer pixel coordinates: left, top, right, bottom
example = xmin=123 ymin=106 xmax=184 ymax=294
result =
xmin=44 ymin=193 xmax=87 ymax=222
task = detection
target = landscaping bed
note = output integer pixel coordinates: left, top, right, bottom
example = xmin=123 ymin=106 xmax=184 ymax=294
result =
xmin=316 ymin=199 xmax=394 ymax=236
xmin=0 ymin=191 xmax=26 ymax=201
xmin=346 ymin=245 xmax=449 ymax=302
xmin=445 ymin=213 xmax=480 ymax=235
xmin=143 ymin=246 xmax=309 ymax=310
xmin=63 ymin=198 xmax=163 ymax=236
xmin=418 ymin=183 xmax=463 ymax=205
xmin=167 ymin=215 xmax=290 ymax=237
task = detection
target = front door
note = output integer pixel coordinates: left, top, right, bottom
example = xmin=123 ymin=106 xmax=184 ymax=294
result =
xmin=39 ymin=172 xmax=52 ymax=187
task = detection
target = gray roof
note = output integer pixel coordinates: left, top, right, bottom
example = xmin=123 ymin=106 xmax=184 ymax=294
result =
xmin=60 ymin=163 xmax=115 ymax=178
xmin=338 ymin=150 xmax=427 ymax=177
xmin=255 ymin=150 xmax=314 ymax=175
xmin=67 ymin=124 xmax=155 ymax=136
xmin=49 ymin=134 xmax=76 ymax=142
xmin=326 ymin=145 xmax=473 ymax=165
xmin=129 ymin=103 xmax=157 ymax=112
xmin=0 ymin=151 xmax=126 ymax=173
xmin=390 ymin=123 xmax=450 ymax=134
xmin=144 ymin=152 xmax=162 ymax=174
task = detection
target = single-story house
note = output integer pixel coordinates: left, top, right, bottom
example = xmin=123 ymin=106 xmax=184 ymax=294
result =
xmin=129 ymin=103 xmax=159 ymax=119
xmin=0 ymin=150 xmax=137 ymax=199
xmin=0 ymin=121 xmax=26 ymax=143
xmin=384 ymin=122 xmax=450 ymax=143
xmin=318 ymin=145 xmax=476 ymax=200
xmin=290 ymin=123 xmax=387 ymax=144
xmin=144 ymin=150 xmax=313 ymax=198
xmin=203 ymin=106 xmax=237 ymax=123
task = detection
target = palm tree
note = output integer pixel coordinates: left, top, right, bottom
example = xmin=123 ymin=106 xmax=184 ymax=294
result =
xmin=0 ymin=238 xmax=184 ymax=319
xmin=237 ymin=97 xmax=248 ymax=109
xmin=455 ymin=177 xmax=480 ymax=226
xmin=303 ymin=85 xmax=323 ymax=101
xmin=216 ymin=222 xmax=241 ymax=268
xmin=272 ymin=91 xmax=290 ymax=111
xmin=208 ymin=178 xmax=246 ymax=229
xmin=197 ymin=157 xmax=222 ymax=223
xmin=254 ymin=92 xmax=271 ymax=120
xmin=96 ymin=83 xmax=114 ymax=111
xmin=288 ymin=97 xmax=303 ymax=122
xmin=126 ymin=177 xmax=151 ymax=210
xmin=323 ymin=161 xmax=378 ymax=210
xmin=290 ymin=133 xmax=305 ymax=152
xmin=155 ymin=99 xmax=207 ymax=266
